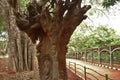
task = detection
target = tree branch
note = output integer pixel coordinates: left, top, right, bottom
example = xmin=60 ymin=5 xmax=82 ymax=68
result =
xmin=51 ymin=0 xmax=56 ymax=8
xmin=77 ymin=0 xmax=82 ymax=9
xmin=0 ymin=0 xmax=4 ymax=8
xmin=59 ymin=3 xmax=91 ymax=44
xmin=7 ymin=0 xmax=17 ymax=9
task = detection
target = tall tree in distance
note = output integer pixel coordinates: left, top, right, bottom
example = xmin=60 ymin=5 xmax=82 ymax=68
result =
xmin=9 ymin=0 xmax=91 ymax=80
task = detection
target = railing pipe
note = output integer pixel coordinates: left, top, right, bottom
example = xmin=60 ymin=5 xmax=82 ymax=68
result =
xmin=84 ymin=66 xmax=87 ymax=80
xmin=68 ymin=61 xmax=70 ymax=67
xmin=74 ymin=63 xmax=76 ymax=74
xmin=105 ymin=74 xmax=108 ymax=80
xmin=67 ymin=61 xmax=114 ymax=80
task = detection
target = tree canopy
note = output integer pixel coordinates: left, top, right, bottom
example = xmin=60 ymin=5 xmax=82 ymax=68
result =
xmin=102 ymin=0 xmax=120 ymax=8
xmin=68 ymin=25 xmax=120 ymax=52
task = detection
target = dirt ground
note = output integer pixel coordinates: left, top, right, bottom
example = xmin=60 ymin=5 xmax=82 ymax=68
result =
xmin=0 ymin=58 xmax=82 ymax=80
xmin=67 ymin=69 xmax=83 ymax=80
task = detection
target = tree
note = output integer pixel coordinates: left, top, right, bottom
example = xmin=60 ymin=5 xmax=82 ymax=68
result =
xmin=0 ymin=13 xmax=7 ymax=56
xmin=68 ymin=23 xmax=92 ymax=52
xmin=102 ymin=0 xmax=120 ymax=8
xmin=0 ymin=0 xmax=36 ymax=72
xmin=0 ymin=13 xmax=7 ymax=36
xmin=84 ymin=0 xmax=120 ymax=8
xmin=68 ymin=25 xmax=120 ymax=52
xmin=90 ymin=26 xmax=120 ymax=47
xmin=8 ymin=0 xmax=91 ymax=80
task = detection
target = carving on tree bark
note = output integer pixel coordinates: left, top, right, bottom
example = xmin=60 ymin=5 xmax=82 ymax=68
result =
xmin=8 ymin=0 xmax=91 ymax=80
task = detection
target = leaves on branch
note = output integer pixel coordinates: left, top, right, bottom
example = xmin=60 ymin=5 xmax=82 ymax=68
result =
xmin=102 ymin=0 xmax=119 ymax=8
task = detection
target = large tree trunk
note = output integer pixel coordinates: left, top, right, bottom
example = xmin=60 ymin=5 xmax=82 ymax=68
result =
xmin=8 ymin=0 xmax=91 ymax=80
xmin=36 ymin=31 xmax=68 ymax=80
xmin=0 ymin=0 xmax=36 ymax=72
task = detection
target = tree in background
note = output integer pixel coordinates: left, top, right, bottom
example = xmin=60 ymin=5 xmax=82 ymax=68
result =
xmin=0 ymin=0 xmax=36 ymax=72
xmin=84 ymin=0 xmax=120 ymax=8
xmin=90 ymin=26 xmax=120 ymax=47
xmin=68 ymin=22 xmax=92 ymax=52
xmin=68 ymin=25 xmax=120 ymax=52
xmin=0 ymin=13 xmax=7 ymax=56
xmin=102 ymin=0 xmax=120 ymax=8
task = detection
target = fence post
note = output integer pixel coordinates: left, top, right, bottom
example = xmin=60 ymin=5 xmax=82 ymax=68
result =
xmin=84 ymin=66 xmax=87 ymax=80
xmin=105 ymin=74 xmax=108 ymax=80
xmin=74 ymin=63 xmax=76 ymax=74
xmin=69 ymin=61 xmax=70 ymax=68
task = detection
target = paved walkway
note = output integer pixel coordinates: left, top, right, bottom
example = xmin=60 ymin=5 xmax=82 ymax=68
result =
xmin=66 ymin=59 xmax=120 ymax=80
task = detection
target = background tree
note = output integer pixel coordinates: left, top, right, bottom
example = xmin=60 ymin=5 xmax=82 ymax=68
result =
xmin=0 ymin=0 xmax=36 ymax=72
xmin=68 ymin=23 xmax=92 ymax=52
xmin=68 ymin=25 xmax=120 ymax=52
xmin=0 ymin=13 xmax=7 ymax=56
xmin=102 ymin=0 xmax=120 ymax=8
xmin=90 ymin=26 xmax=120 ymax=47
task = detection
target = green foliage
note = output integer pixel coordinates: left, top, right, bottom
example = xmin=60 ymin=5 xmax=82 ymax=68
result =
xmin=0 ymin=13 xmax=6 ymax=34
xmin=90 ymin=25 xmax=118 ymax=47
xmin=0 ymin=13 xmax=7 ymax=41
xmin=102 ymin=0 xmax=120 ymax=8
xmin=68 ymin=25 xmax=120 ymax=52
xmin=68 ymin=23 xmax=93 ymax=52
xmin=20 ymin=0 xmax=32 ymax=11
xmin=113 ymin=51 xmax=120 ymax=64
xmin=0 ymin=14 xmax=7 ymax=55
xmin=83 ymin=0 xmax=119 ymax=8
xmin=0 ymin=41 xmax=7 ymax=50
xmin=100 ymin=52 xmax=110 ymax=62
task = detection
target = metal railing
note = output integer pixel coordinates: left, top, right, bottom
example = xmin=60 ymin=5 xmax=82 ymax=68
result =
xmin=66 ymin=45 xmax=120 ymax=70
xmin=66 ymin=61 xmax=114 ymax=80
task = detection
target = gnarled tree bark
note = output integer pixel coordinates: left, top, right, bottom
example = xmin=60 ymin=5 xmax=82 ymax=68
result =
xmin=8 ymin=0 xmax=91 ymax=80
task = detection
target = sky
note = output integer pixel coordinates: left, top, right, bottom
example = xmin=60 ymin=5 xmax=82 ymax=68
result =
xmin=92 ymin=13 xmax=120 ymax=34
xmin=84 ymin=3 xmax=120 ymax=34
xmin=105 ymin=15 xmax=120 ymax=33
